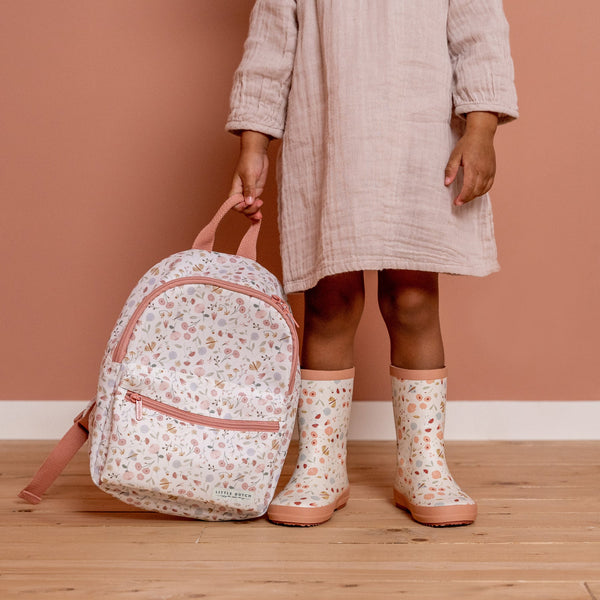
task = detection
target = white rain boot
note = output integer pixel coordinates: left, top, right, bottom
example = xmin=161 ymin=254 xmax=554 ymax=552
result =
xmin=267 ymin=367 xmax=354 ymax=526
xmin=390 ymin=365 xmax=477 ymax=526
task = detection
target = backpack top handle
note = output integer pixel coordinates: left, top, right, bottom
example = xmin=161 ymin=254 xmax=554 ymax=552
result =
xmin=192 ymin=193 xmax=262 ymax=262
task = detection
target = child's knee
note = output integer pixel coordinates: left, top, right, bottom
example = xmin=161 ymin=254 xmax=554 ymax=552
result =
xmin=304 ymin=271 xmax=365 ymax=329
xmin=377 ymin=275 xmax=439 ymax=331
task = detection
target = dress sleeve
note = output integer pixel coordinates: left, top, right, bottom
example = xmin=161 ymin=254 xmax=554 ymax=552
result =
xmin=447 ymin=0 xmax=519 ymax=125
xmin=225 ymin=0 xmax=298 ymax=140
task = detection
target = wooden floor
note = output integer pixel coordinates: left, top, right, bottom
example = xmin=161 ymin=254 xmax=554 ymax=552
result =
xmin=1 ymin=440 xmax=599 ymax=599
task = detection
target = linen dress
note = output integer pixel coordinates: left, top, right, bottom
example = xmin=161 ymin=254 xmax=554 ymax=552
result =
xmin=225 ymin=0 xmax=519 ymax=295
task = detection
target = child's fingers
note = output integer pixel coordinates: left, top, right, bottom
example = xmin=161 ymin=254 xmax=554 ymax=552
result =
xmin=454 ymin=167 xmax=481 ymax=205
xmin=247 ymin=200 xmax=263 ymax=219
xmin=250 ymin=205 xmax=263 ymax=220
xmin=228 ymin=178 xmax=245 ymax=211
xmin=242 ymin=185 xmax=257 ymax=207
xmin=445 ymin=154 xmax=460 ymax=186
xmin=245 ymin=198 xmax=263 ymax=213
xmin=238 ymin=198 xmax=264 ymax=219
xmin=231 ymin=191 xmax=256 ymax=212
xmin=231 ymin=185 xmax=260 ymax=214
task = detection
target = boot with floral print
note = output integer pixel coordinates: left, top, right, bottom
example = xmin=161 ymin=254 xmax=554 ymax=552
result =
xmin=390 ymin=365 xmax=477 ymax=526
xmin=267 ymin=367 xmax=354 ymax=526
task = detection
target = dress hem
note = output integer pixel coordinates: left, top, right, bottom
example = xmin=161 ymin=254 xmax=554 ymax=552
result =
xmin=282 ymin=258 xmax=501 ymax=295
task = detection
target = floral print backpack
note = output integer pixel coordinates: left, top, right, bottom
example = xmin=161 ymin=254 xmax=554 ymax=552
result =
xmin=18 ymin=194 xmax=301 ymax=520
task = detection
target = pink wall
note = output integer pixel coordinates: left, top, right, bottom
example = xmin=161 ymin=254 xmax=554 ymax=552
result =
xmin=1 ymin=1 xmax=598 ymax=402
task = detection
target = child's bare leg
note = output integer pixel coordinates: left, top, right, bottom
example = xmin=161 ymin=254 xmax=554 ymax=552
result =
xmin=301 ymin=271 xmax=365 ymax=370
xmin=268 ymin=271 xmax=362 ymax=526
xmin=378 ymin=269 xmax=477 ymax=526
xmin=377 ymin=269 xmax=444 ymax=369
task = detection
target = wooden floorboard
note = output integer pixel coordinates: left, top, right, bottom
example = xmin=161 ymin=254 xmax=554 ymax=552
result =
xmin=1 ymin=440 xmax=599 ymax=599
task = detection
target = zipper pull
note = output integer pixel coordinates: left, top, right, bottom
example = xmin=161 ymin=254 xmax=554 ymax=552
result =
xmin=128 ymin=392 xmax=143 ymax=421
xmin=271 ymin=294 xmax=300 ymax=328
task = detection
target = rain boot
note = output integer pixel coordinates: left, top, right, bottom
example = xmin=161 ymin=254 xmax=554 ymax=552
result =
xmin=390 ymin=365 xmax=477 ymax=526
xmin=267 ymin=367 xmax=354 ymax=526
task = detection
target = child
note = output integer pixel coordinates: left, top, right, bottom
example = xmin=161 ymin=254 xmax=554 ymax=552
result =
xmin=224 ymin=0 xmax=519 ymax=527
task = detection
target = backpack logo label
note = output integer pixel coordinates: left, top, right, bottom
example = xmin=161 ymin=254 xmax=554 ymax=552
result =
xmin=213 ymin=488 xmax=254 ymax=501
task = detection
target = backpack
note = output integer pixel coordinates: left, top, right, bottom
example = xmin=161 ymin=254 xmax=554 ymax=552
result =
xmin=18 ymin=194 xmax=301 ymax=521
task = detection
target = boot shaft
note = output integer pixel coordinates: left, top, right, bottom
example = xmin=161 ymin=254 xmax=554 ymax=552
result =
xmin=297 ymin=367 xmax=355 ymax=462
xmin=390 ymin=365 xmax=448 ymax=458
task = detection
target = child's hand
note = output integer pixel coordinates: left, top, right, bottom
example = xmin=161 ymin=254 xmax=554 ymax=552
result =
xmin=229 ymin=131 xmax=271 ymax=221
xmin=444 ymin=112 xmax=498 ymax=206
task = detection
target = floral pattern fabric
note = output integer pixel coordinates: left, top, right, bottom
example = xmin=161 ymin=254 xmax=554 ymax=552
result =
xmin=99 ymin=388 xmax=282 ymax=519
xmin=268 ymin=370 xmax=354 ymax=509
xmin=390 ymin=369 xmax=476 ymax=508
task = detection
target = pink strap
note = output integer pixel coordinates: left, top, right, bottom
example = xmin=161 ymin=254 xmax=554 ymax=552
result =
xmin=17 ymin=402 xmax=95 ymax=505
xmin=192 ymin=193 xmax=262 ymax=262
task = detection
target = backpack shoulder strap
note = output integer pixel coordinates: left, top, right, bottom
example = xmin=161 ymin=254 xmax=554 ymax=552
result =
xmin=17 ymin=402 xmax=96 ymax=504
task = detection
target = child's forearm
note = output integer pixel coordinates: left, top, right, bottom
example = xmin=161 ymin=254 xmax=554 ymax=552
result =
xmin=240 ymin=130 xmax=272 ymax=153
xmin=465 ymin=111 xmax=498 ymax=134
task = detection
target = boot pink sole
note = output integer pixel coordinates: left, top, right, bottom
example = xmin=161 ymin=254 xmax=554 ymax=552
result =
xmin=393 ymin=488 xmax=477 ymax=527
xmin=267 ymin=487 xmax=351 ymax=527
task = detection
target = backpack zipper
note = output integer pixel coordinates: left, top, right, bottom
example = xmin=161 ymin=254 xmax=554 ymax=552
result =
xmin=112 ymin=276 xmax=299 ymax=396
xmin=125 ymin=391 xmax=280 ymax=432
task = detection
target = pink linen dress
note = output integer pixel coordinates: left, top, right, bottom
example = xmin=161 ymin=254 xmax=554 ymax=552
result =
xmin=225 ymin=0 xmax=519 ymax=295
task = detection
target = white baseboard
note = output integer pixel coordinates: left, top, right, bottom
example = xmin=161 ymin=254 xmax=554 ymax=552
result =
xmin=1 ymin=400 xmax=598 ymax=440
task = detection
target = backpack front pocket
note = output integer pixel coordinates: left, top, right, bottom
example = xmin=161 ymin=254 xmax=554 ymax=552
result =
xmin=98 ymin=366 xmax=284 ymax=520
